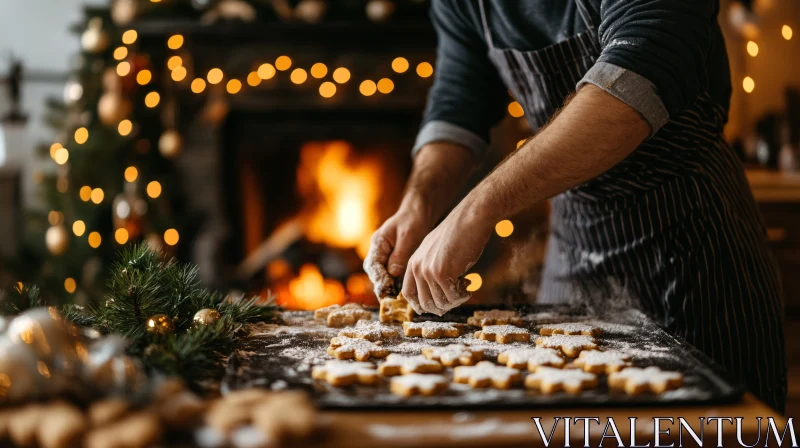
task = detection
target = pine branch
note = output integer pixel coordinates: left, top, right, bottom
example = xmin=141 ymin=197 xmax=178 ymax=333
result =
xmin=0 ymin=284 xmax=45 ymax=316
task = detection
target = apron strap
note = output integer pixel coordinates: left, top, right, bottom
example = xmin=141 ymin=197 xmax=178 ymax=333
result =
xmin=478 ymin=0 xmax=495 ymax=48
xmin=574 ymin=0 xmax=600 ymax=45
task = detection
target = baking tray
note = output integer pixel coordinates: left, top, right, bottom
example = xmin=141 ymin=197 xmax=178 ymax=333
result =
xmin=222 ymin=305 xmax=744 ymax=409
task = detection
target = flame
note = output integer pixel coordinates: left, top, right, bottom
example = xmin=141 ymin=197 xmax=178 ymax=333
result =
xmin=283 ymin=264 xmax=345 ymax=310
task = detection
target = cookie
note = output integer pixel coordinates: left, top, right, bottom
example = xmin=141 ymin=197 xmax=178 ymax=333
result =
xmin=453 ymin=361 xmax=522 ymax=389
xmin=535 ymin=335 xmax=598 ymax=357
xmin=378 ymin=354 xmax=443 ymax=376
xmin=379 ymin=293 xmax=414 ymax=324
xmin=497 ymin=347 xmax=565 ymax=370
xmin=402 ymin=321 xmax=466 ymax=338
xmin=421 ymin=344 xmax=483 ymax=367
xmin=338 ymin=321 xmax=402 ymax=341
xmin=314 ymin=303 xmax=372 ymax=328
xmin=525 ymin=366 xmax=598 ymax=394
xmin=467 ymin=310 xmax=523 ymax=327
xmin=251 ymin=391 xmax=315 ymax=445
xmin=573 ymin=350 xmax=632 ymax=374
xmin=539 ymin=322 xmax=602 ymax=337
xmin=390 ymin=374 xmax=448 ymax=397
xmin=474 ymin=325 xmax=531 ymax=344
xmin=311 ymin=360 xmax=380 ymax=387
xmin=38 ymin=401 xmax=88 ymax=448
xmin=608 ymin=367 xmax=683 ymax=395
xmin=327 ymin=336 xmax=389 ymax=361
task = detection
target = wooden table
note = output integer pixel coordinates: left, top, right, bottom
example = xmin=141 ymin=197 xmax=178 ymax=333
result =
xmin=318 ymin=394 xmax=785 ymax=447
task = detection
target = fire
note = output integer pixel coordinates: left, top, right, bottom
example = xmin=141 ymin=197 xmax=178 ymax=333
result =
xmin=283 ymin=264 xmax=345 ymax=310
xmin=297 ymin=141 xmax=380 ymax=258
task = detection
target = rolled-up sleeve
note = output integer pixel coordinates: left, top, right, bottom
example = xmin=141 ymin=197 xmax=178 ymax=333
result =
xmin=413 ymin=0 xmax=507 ymax=159
xmin=577 ymin=0 xmax=719 ymax=136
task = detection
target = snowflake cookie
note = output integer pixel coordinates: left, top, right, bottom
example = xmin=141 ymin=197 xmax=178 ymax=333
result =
xmin=378 ymin=354 xmax=443 ymax=376
xmin=402 ymin=321 xmax=466 ymax=339
xmin=379 ymin=293 xmax=414 ymax=324
xmin=474 ymin=325 xmax=531 ymax=344
xmin=337 ymin=321 xmax=402 ymax=341
xmin=538 ymin=322 xmax=602 ymax=337
xmin=608 ymin=367 xmax=683 ymax=395
xmin=390 ymin=374 xmax=448 ymax=397
xmin=327 ymin=336 xmax=389 ymax=361
xmin=525 ymin=366 xmax=598 ymax=394
xmin=311 ymin=361 xmax=380 ymax=387
xmin=467 ymin=309 xmax=523 ymax=327
xmin=497 ymin=347 xmax=565 ymax=370
xmin=421 ymin=344 xmax=483 ymax=367
xmin=535 ymin=334 xmax=598 ymax=357
xmin=453 ymin=361 xmax=522 ymax=389
xmin=573 ymin=350 xmax=632 ymax=374
xmin=314 ymin=303 xmax=372 ymax=328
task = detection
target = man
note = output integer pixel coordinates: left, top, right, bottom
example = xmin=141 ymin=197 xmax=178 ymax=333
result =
xmin=364 ymin=1 xmax=787 ymax=411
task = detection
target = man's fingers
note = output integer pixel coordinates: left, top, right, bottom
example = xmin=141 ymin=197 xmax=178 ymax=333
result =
xmin=363 ymin=232 xmax=396 ymax=298
xmin=425 ymin=267 xmax=451 ymax=316
xmin=415 ymin=277 xmax=440 ymax=316
xmin=386 ymin=228 xmax=419 ymax=277
xmin=401 ymin=268 xmax=422 ymax=315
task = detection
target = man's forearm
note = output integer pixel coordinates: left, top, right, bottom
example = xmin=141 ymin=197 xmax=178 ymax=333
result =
xmin=462 ymin=85 xmax=651 ymax=223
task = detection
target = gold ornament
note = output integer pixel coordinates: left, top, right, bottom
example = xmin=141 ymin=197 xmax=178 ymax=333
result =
xmin=98 ymin=92 xmax=132 ymax=126
xmin=45 ymin=225 xmax=69 ymax=256
xmin=146 ymin=314 xmax=175 ymax=336
xmin=295 ymin=0 xmax=327 ymax=23
xmin=111 ymin=0 xmax=139 ymax=25
xmin=81 ymin=18 xmax=111 ymax=54
xmin=158 ymin=130 xmax=183 ymax=159
xmin=366 ymin=0 xmax=395 ymax=22
xmin=192 ymin=309 xmax=222 ymax=327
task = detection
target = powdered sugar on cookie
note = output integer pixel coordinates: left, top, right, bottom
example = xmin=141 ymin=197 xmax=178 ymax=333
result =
xmin=539 ymin=322 xmax=601 ymax=337
xmin=474 ymin=325 xmax=531 ymax=344
xmin=390 ymin=374 xmax=448 ymax=396
xmin=403 ymin=321 xmax=466 ymax=338
xmin=328 ymin=336 xmax=389 ymax=361
xmin=311 ymin=360 xmax=380 ymax=386
xmin=338 ymin=321 xmax=402 ymax=341
xmin=574 ymin=350 xmax=631 ymax=374
xmin=535 ymin=334 xmax=598 ymax=357
xmin=421 ymin=344 xmax=483 ymax=366
xmin=497 ymin=348 xmax=565 ymax=370
xmin=525 ymin=366 xmax=598 ymax=394
xmin=453 ymin=361 xmax=522 ymax=389
xmin=378 ymin=354 xmax=443 ymax=376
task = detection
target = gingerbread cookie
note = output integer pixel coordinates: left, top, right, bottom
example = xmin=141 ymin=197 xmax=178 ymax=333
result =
xmin=453 ymin=361 xmax=522 ymax=389
xmin=402 ymin=321 xmax=466 ymax=339
xmin=539 ymin=322 xmax=602 ymax=337
xmin=327 ymin=336 xmax=389 ymax=361
xmin=311 ymin=361 xmax=380 ymax=387
xmin=497 ymin=347 xmax=565 ymax=370
xmin=251 ymin=391 xmax=316 ymax=445
xmin=390 ymin=374 xmax=448 ymax=397
xmin=535 ymin=335 xmax=598 ymax=357
xmin=314 ymin=303 xmax=372 ymax=328
xmin=573 ymin=350 xmax=632 ymax=374
xmin=525 ymin=366 xmax=598 ymax=394
xmin=379 ymin=293 xmax=414 ymax=324
xmin=467 ymin=310 xmax=523 ymax=327
xmin=474 ymin=325 xmax=531 ymax=344
xmin=337 ymin=321 xmax=402 ymax=341
xmin=378 ymin=354 xmax=443 ymax=376
xmin=421 ymin=344 xmax=483 ymax=367
xmin=608 ymin=367 xmax=683 ymax=395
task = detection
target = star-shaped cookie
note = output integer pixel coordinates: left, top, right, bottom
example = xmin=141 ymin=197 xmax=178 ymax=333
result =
xmin=311 ymin=361 xmax=380 ymax=387
xmin=327 ymin=336 xmax=389 ymax=361
xmin=608 ymin=367 xmax=683 ymax=395
xmin=525 ymin=366 xmax=598 ymax=394
xmin=453 ymin=361 xmax=522 ymax=389
xmin=497 ymin=347 xmax=565 ymax=370
xmin=474 ymin=325 xmax=531 ymax=344
xmin=421 ymin=344 xmax=483 ymax=367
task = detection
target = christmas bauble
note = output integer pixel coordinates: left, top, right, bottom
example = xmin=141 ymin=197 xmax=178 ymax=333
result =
xmin=158 ymin=130 xmax=183 ymax=159
xmin=63 ymin=79 xmax=84 ymax=105
xmin=45 ymin=225 xmax=69 ymax=256
xmin=86 ymin=336 xmax=144 ymax=393
xmin=111 ymin=0 xmax=138 ymax=25
xmin=366 ymin=0 xmax=395 ymax=22
xmin=295 ymin=0 xmax=328 ymax=23
xmin=98 ymin=92 xmax=132 ymax=126
xmin=0 ymin=339 xmax=46 ymax=402
xmin=81 ymin=18 xmax=111 ymax=54
xmin=192 ymin=309 xmax=222 ymax=328
xmin=146 ymin=314 xmax=175 ymax=336
xmin=103 ymin=68 xmax=122 ymax=92
xmin=6 ymin=308 xmax=82 ymax=373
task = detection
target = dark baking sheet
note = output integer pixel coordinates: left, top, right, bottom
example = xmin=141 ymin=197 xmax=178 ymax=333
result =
xmin=223 ymin=305 xmax=743 ymax=409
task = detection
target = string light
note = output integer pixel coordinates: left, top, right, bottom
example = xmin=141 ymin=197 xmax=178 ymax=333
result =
xmin=167 ymin=34 xmax=184 ymax=50
xmin=90 ymin=188 xmax=105 ymax=204
xmin=64 ymin=278 xmax=76 ymax=294
xmin=164 ymin=229 xmax=180 ymax=246
xmin=147 ymin=181 xmax=162 ymax=198
xmin=332 ymin=67 xmax=350 ymax=84
xmin=113 ymin=47 xmax=128 ymax=60
xmin=116 ymin=61 xmax=131 ymax=77
xmin=257 ymin=63 xmax=276 ymax=80
xmin=495 ymin=220 xmax=514 ymax=237
xmin=144 ymin=92 xmax=161 ymax=108
xmin=79 ymin=186 xmax=92 ymax=202
xmin=464 ymin=273 xmax=482 ymax=292
xmin=746 ymin=41 xmax=759 ymax=57
xmin=136 ymin=69 xmax=152 ymax=85
xmin=56 ymin=177 xmax=68 ymax=193
xmin=743 ymin=76 xmax=755 ymax=93
xmin=377 ymin=78 xmax=394 ymax=94
xmin=54 ymin=147 xmax=69 ymax=165
xmin=247 ymin=71 xmax=262 ymax=86
xmin=191 ymin=78 xmax=206 ymax=93
xmin=121 ymin=30 xmax=137 ymax=45
xmin=124 ymin=166 xmax=138 ymax=182
xmin=88 ymin=232 xmax=102 ymax=248
xmin=359 ymin=80 xmax=377 ymax=96
xmin=118 ymin=119 xmax=133 ymax=136
xmin=227 ymin=79 xmax=242 ymax=94
xmin=207 ymin=68 xmax=224 ymax=84
xmin=319 ymin=81 xmax=336 ymax=98
xmin=48 ymin=211 xmax=64 ymax=226
xmin=310 ymin=63 xmax=328 ymax=79
xmin=167 ymin=56 xmax=183 ymax=70
xmin=49 ymin=143 xmax=62 ymax=160
xmin=416 ymin=62 xmax=434 ymax=78
xmin=72 ymin=220 xmax=86 ymax=237
xmin=508 ymin=101 xmax=524 ymax=118
xmin=392 ymin=57 xmax=409 ymax=73
xmin=783 ymin=25 xmax=793 ymax=40
xmin=115 ymin=228 xmax=129 ymax=244
xmin=171 ymin=66 xmax=187 ymax=81
xmin=290 ymin=68 xmax=308 ymax=84
xmin=75 ymin=127 xmax=89 ymax=144
xmin=275 ymin=56 xmax=292 ymax=71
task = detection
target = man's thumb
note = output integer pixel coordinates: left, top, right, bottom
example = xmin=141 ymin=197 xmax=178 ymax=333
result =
xmin=387 ymin=240 xmax=415 ymax=277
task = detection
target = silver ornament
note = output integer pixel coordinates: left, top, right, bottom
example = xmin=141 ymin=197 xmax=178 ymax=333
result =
xmin=86 ymin=335 xmax=145 ymax=394
xmin=0 ymin=338 xmax=48 ymax=402
xmin=6 ymin=308 xmax=82 ymax=373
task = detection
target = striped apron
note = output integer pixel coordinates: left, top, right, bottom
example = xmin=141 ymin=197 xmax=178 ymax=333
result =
xmin=478 ymin=0 xmax=787 ymax=411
